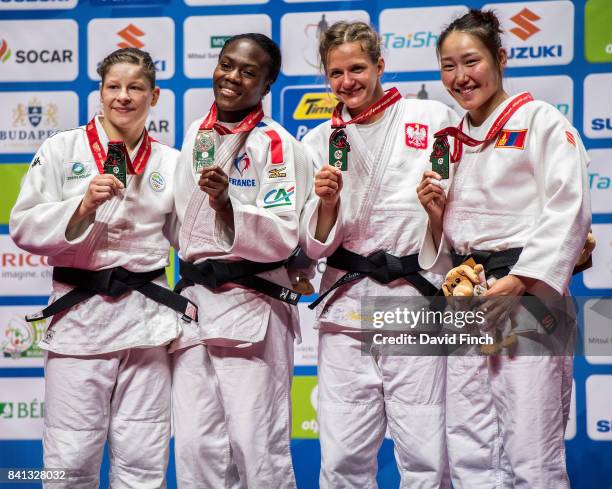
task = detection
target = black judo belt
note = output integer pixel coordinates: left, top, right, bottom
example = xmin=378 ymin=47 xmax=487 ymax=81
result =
xmin=176 ymin=258 xmax=301 ymax=306
xmin=308 ymin=247 xmax=439 ymax=310
xmin=25 ymin=266 xmax=198 ymax=323
xmin=451 ymin=248 xmax=557 ymax=333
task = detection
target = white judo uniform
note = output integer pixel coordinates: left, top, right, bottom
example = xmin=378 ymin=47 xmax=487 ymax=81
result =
xmin=171 ymin=115 xmax=309 ymax=489
xmin=9 ymin=116 xmax=182 ymax=489
xmin=302 ymin=97 xmax=459 ymax=489
xmin=419 ymin=93 xmax=591 ymax=489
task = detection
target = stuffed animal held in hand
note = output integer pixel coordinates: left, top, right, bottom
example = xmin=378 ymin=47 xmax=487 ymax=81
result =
xmin=442 ymin=264 xmax=486 ymax=297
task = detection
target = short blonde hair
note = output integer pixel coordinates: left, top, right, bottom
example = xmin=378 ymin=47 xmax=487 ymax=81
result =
xmin=318 ymin=21 xmax=382 ymax=74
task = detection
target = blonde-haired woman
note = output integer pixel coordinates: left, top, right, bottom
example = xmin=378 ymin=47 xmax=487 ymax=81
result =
xmin=301 ymin=21 xmax=459 ymax=488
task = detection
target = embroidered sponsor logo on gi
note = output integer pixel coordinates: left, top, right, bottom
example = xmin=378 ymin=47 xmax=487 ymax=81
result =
xmin=66 ymin=162 xmax=90 ymax=180
xmin=263 ymin=185 xmax=295 ymax=208
xmin=149 ymin=171 xmax=166 ymax=191
xmin=405 ymin=123 xmax=428 ymax=149
xmin=233 ymin=152 xmax=251 ymax=176
xmin=229 ymin=177 xmax=256 ymax=187
xmin=268 ymin=166 xmax=287 ymax=179
xmin=565 ymin=131 xmax=576 ymax=147
xmin=495 ymin=129 xmax=527 ymax=149
xmin=30 ymin=156 xmax=42 ymax=168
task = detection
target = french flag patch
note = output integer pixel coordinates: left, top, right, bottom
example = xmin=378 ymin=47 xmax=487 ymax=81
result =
xmin=495 ymin=129 xmax=527 ymax=149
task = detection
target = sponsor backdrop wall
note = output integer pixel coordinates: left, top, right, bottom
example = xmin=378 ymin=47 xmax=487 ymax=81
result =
xmin=0 ymin=0 xmax=611 ymax=487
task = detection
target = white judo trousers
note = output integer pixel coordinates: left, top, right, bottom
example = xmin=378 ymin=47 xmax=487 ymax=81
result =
xmin=43 ymin=347 xmax=171 ymax=489
xmin=318 ymin=332 xmax=447 ymax=489
xmin=302 ymin=97 xmax=459 ymax=489
xmin=420 ymin=93 xmax=591 ymax=489
xmin=172 ymin=310 xmax=296 ymax=489
xmin=446 ymin=355 xmax=573 ymax=489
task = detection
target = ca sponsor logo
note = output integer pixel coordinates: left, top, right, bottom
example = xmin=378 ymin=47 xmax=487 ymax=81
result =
xmin=292 ymin=92 xmax=338 ymax=120
xmin=263 ymin=185 xmax=294 ymax=208
xmin=117 ymin=24 xmax=145 ymax=49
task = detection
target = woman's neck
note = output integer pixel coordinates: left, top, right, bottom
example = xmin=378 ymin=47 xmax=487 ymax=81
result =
xmin=347 ymin=85 xmax=386 ymax=124
xmin=100 ymin=117 xmax=143 ymax=153
xmin=468 ymin=88 xmax=509 ymax=128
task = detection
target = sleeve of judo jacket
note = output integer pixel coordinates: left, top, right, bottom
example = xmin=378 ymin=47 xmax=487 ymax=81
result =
xmin=510 ymin=104 xmax=592 ymax=294
xmin=9 ymin=133 xmax=94 ymax=256
xmin=300 ymin=124 xmax=345 ymax=260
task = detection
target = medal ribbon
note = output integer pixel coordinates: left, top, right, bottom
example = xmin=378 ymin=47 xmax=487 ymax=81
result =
xmin=86 ymin=118 xmax=152 ymax=175
xmin=331 ymin=87 xmax=402 ymax=129
xmin=434 ymin=92 xmax=534 ymax=162
xmin=198 ymin=102 xmax=264 ymax=135
xmin=328 ymin=87 xmax=402 ymax=170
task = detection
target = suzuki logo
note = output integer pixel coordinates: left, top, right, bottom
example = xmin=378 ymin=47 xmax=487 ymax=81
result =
xmin=0 ymin=39 xmax=12 ymax=63
xmin=510 ymin=8 xmax=541 ymax=41
xmin=117 ymin=24 xmax=145 ymax=49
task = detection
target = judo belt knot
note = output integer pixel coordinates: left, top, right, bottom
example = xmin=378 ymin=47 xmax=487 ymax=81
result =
xmin=176 ymin=258 xmax=302 ymax=305
xmin=25 ymin=266 xmax=199 ymax=323
xmin=309 ymin=247 xmax=436 ymax=310
xmin=362 ymin=250 xmax=408 ymax=284
xmin=52 ymin=266 xmax=164 ymax=296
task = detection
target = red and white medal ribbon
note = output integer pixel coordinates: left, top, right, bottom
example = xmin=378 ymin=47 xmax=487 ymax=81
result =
xmin=434 ymin=92 xmax=534 ymax=162
xmin=86 ymin=118 xmax=152 ymax=175
xmin=198 ymin=102 xmax=264 ymax=135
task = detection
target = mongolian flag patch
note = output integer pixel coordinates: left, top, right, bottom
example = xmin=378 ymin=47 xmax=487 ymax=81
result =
xmin=565 ymin=130 xmax=576 ymax=147
xmin=495 ymin=129 xmax=527 ymax=149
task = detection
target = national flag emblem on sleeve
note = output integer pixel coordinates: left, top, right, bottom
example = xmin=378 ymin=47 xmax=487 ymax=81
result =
xmin=565 ymin=131 xmax=576 ymax=147
xmin=495 ymin=129 xmax=527 ymax=149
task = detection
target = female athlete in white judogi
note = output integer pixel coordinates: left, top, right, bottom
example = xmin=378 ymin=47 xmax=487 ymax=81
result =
xmin=301 ymin=21 xmax=459 ymax=489
xmin=10 ymin=48 xmax=186 ymax=488
xmin=417 ymin=9 xmax=590 ymax=489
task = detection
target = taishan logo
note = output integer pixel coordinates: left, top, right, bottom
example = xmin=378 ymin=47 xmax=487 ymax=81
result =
xmin=293 ymin=93 xmax=338 ymax=120
xmin=0 ymin=39 xmax=12 ymax=63
xmin=510 ymin=8 xmax=541 ymax=41
xmin=117 ymin=24 xmax=145 ymax=49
